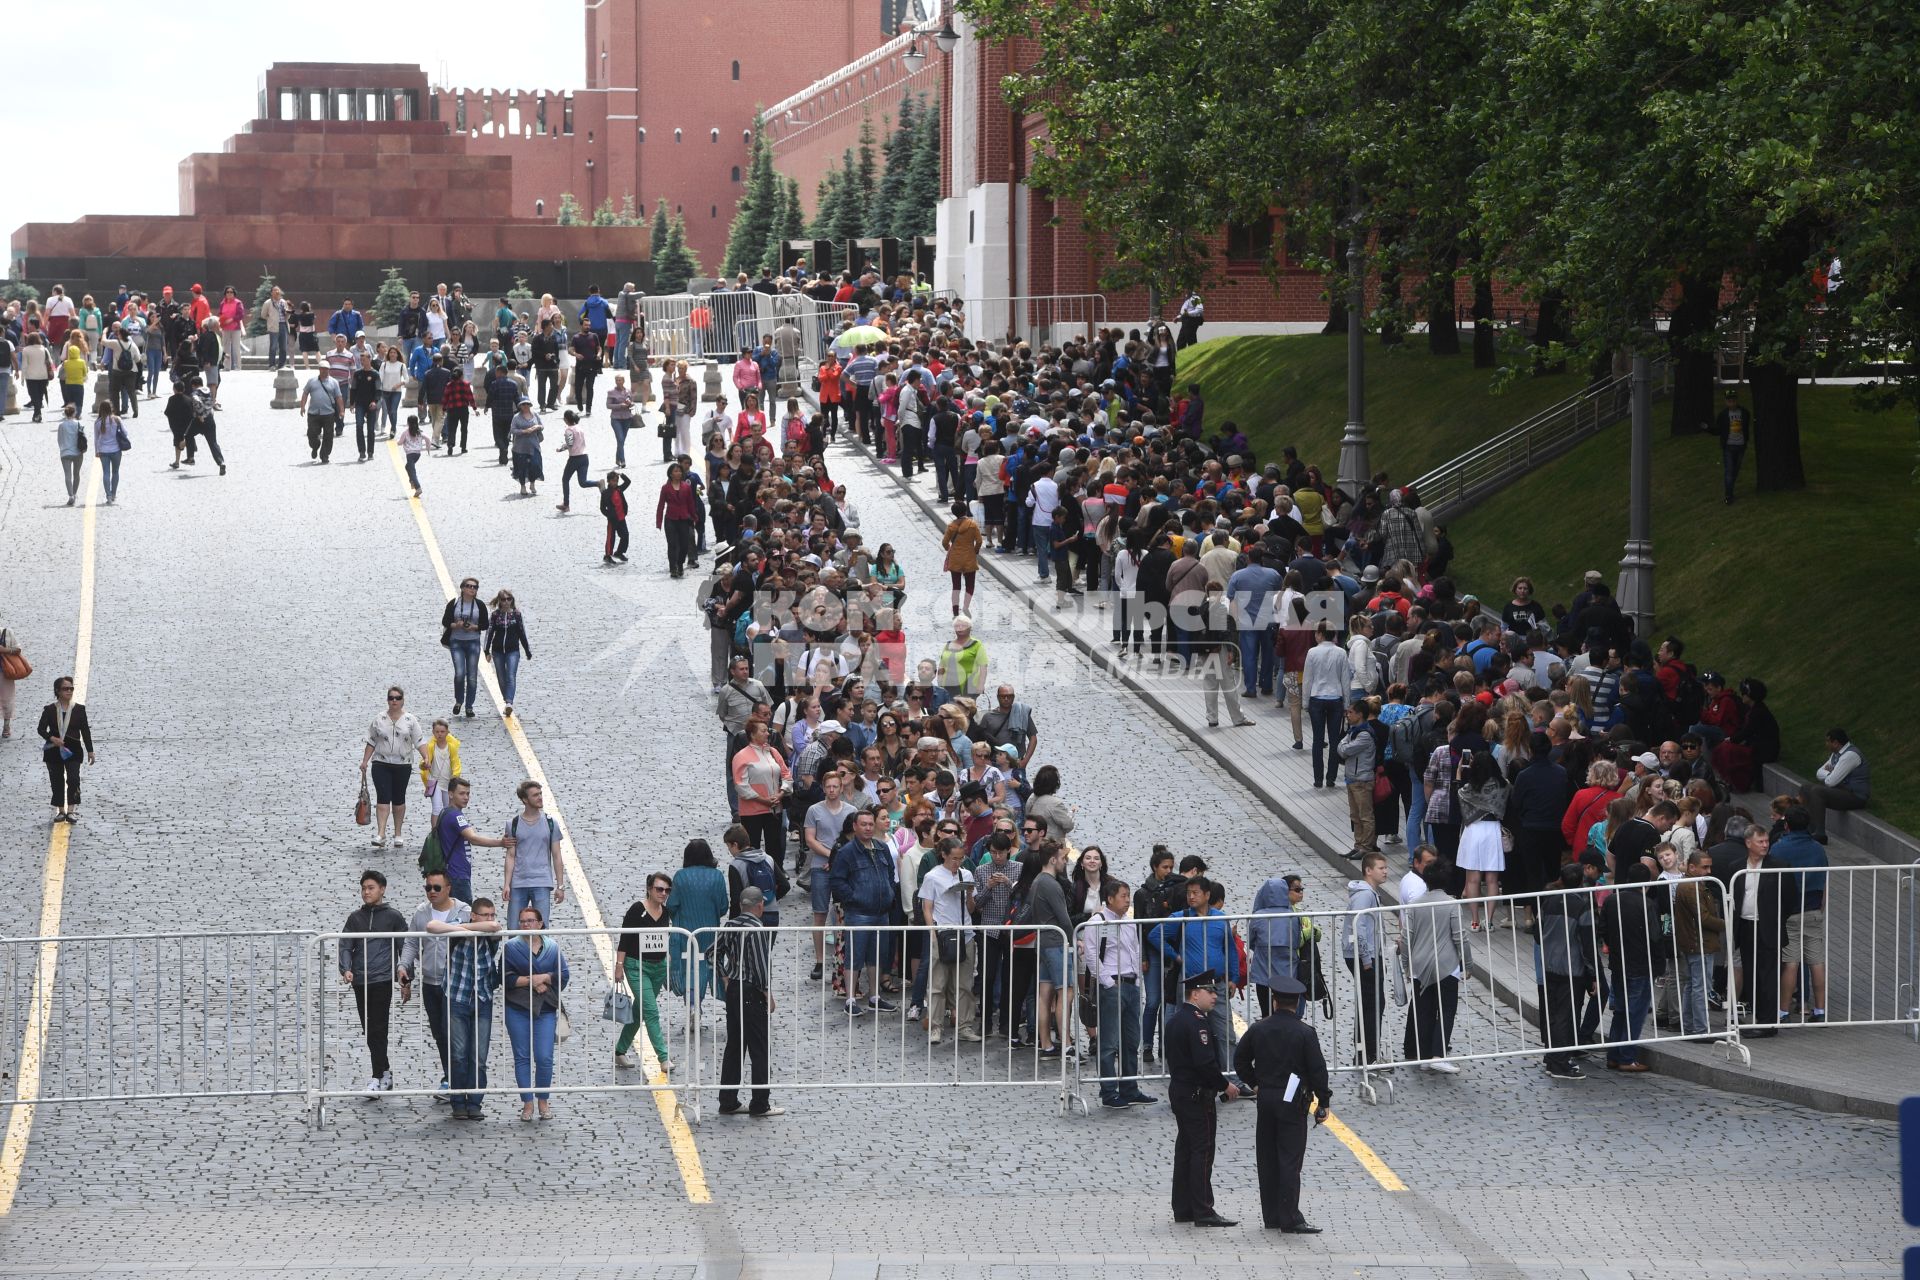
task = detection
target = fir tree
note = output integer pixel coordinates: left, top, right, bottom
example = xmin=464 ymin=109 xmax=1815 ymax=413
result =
xmin=650 ymin=199 xmax=671 ymax=258
xmin=853 ymin=120 xmax=880 ymax=237
xmin=370 ymin=266 xmax=410 ymax=326
xmin=655 ymin=214 xmax=702 ymax=293
xmin=898 ymin=98 xmax=941 ymax=241
xmin=591 ymin=198 xmax=618 ymax=227
xmin=555 ymin=192 xmax=583 ymax=226
xmin=831 ymin=146 xmax=866 ymax=247
xmin=763 ymin=177 xmax=805 ymax=275
xmin=248 ymin=273 xmax=278 ymax=335
xmin=0 ymin=266 xmax=38 ymax=305
xmin=870 ymin=96 xmax=915 ymax=237
xmin=723 ymin=115 xmax=779 ymax=278
xmin=507 ymin=276 xmax=536 ymax=303
xmin=617 ymin=193 xmax=640 ymax=226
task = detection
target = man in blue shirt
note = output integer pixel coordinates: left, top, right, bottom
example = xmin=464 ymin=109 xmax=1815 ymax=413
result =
xmin=1149 ymin=877 xmax=1245 ymax=1084
xmin=327 ymin=298 xmax=365 ymax=341
xmin=843 ymin=345 xmax=881 ymax=448
xmin=1225 ymin=548 xmax=1284 ymax=697
xmin=580 ymin=285 xmax=611 ymax=338
xmin=1768 ymin=805 xmax=1829 ymax=1022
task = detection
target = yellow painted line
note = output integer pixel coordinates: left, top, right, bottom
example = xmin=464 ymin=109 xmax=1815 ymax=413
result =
xmin=385 ymin=442 xmax=712 ymax=1204
xmin=1230 ymin=1008 xmax=1406 ymax=1192
xmin=0 ymin=463 xmax=102 ymax=1216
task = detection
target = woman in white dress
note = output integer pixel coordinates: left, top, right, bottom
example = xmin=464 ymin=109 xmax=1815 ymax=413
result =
xmin=1454 ymin=748 xmax=1510 ymax=931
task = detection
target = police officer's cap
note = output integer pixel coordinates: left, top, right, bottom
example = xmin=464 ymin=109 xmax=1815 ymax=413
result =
xmin=1271 ymin=974 xmax=1307 ymax=997
xmin=1183 ymin=970 xmax=1221 ymax=991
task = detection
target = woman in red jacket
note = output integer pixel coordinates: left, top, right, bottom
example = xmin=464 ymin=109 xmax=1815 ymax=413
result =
xmin=817 ymin=351 xmax=844 ymax=440
xmin=1561 ymin=758 xmax=1622 ymax=853
xmin=656 ymin=462 xmax=699 ymax=579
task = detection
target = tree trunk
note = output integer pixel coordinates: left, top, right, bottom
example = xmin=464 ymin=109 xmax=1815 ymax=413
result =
xmin=1378 ymin=258 xmax=1404 ymax=347
xmin=1472 ymin=273 xmax=1496 ymax=368
xmin=1749 ymin=352 xmax=1806 ymax=491
xmin=1531 ymin=291 xmax=1568 ymax=375
xmin=1426 ymin=241 xmax=1460 ymax=355
xmin=1666 ymin=271 xmax=1720 ymax=437
xmin=1322 ymin=236 xmax=1349 ymax=335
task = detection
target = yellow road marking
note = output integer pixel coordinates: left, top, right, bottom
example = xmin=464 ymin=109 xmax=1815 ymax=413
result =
xmin=386 ymin=442 xmax=712 ymax=1204
xmin=1230 ymin=1008 xmax=1407 ymax=1192
xmin=0 ymin=464 xmax=102 ymax=1216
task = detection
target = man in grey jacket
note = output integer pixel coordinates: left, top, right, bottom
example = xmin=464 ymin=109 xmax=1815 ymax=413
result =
xmin=396 ymin=872 xmax=473 ymax=1099
xmin=1534 ymin=861 xmax=1594 ymax=1080
xmin=340 ymin=870 xmax=410 ymax=1095
xmin=1401 ymin=859 xmax=1467 ymax=1072
xmin=1341 ymin=854 xmax=1389 ymax=1065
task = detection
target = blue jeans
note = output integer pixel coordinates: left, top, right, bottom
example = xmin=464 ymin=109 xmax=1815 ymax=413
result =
xmin=504 ymin=1003 xmax=557 ymax=1101
xmin=492 ymin=648 xmax=521 ymax=704
xmin=403 ymin=337 xmax=422 ymax=363
xmin=0 ymin=371 xmax=11 ymax=415
xmin=146 ymin=344 xmax=166 ymax=394
xmin=614 ymin=321 xmax=632 ymax=369
xmin=1096 ymin=980 xmax=1144 ymax=1103
xmin=449 ymin=637 xmax=483 ymax=711
xmin=611 ymin=417 xmax=630 ymax=466
xmin=1680 ymin=953 xmax=1711 ymax=1034
xmin=1237 ymin=627 xmax=1275 ymax=695
xmin=382 ymin=390 xmax=402 ymax=432
xmin=1142 ymin=970 xmax=1164 ymax=1053
xmin=448 ymin=1001 xmax=493 ymax=1111
xmin=1308 ymin=697 xmax=1345 ymax=786
xmin=1721 ymin=443 xmax=1745 ymax=501
xmin=98 ymin=452 xmax=122 ymax=499
xmin=845 ymin=912 xmax=890 ymax=974
xmin=268 ymin=328 xmax=288 ymax=367
xmin=931 ymin=443 xmax=960 ymax=500
xmin=1606 ymin=975 xmax=1654 ymax=1064
xmin=509 ymin=885 xmax=552 ymax=929
xmin=1033 ymin=523 xmax=1053 ymax=577
xmin=1405 ymin=774 xmax=1427 ymax=848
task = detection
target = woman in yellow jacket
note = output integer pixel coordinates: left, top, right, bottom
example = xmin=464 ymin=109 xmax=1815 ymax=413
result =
xmin=418 ymin=718 xmax=462 ymax=820
xmin=60 ymin=335 xmax=92 ymax=416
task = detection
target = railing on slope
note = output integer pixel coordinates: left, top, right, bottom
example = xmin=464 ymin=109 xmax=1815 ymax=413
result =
xmin=1410 ymin=358 xmax=1672 ymax=522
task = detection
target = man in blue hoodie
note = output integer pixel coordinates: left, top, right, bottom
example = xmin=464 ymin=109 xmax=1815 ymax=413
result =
xmin=1342 ymin=853 xmax=1390 ymax=1065
xmin=830 ymin=808 xmax=899 ymax=1016
xmin=1150 ymin=878 xmax=1244 ymax=1088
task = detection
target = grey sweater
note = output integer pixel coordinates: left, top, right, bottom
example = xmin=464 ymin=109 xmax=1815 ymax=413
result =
xmin=1404 ymin=890 xmax=1468 ymax=987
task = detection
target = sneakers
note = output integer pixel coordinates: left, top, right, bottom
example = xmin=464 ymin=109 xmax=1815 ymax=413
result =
xmin=1545 ymin=1063 xmax=1586 ymax=1081
xmin=365 ymin=1076 xmax=384 ymax=1098
xmin=380 ymin=1070 xmax=393 ymax=1092
xmin=748 ymin=1106 xmax=786 ymax=1118
xmin=958 ymin=1028 xmax=984 ymax=1043
xmin=1424 ymin=1059 xmax=1460 ymax=1074
xmin=614 ymin=1052 xmax=640 ymax=1070
xmin=928 ymin=1029 xmax=943 ymax=1044
xmin=1101 ymin=1096 xmax=1131 ymax=1110
xmin=844 ymin=999 xmax=869 ymax=1017
xmin=868 ymin=996 xmax=899 ymax=1013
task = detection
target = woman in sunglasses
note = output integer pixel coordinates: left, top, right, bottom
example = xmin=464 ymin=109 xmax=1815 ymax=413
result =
xmin=614 ymin=872 xmax=675 ymax=1074
xmin=360 ymin=685 xmax=428 ymax=848
xmin=439 ymin=578 xmax=489 ymax=718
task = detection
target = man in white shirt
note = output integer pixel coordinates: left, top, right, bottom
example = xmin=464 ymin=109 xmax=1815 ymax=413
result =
xmin=916 ymin=839 xmax=980 ymax=1043
xmin=1301 ymin=625 xmax=1354 ymax=788
xmin=1028 ymin=461 xmax=1060 ymax=582
xmin=1082 ymin=879 xmax=1156 ymax=1108
xmin=804 ymin=773 xmax=858 ymax=971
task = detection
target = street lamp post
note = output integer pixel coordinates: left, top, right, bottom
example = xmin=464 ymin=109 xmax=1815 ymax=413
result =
xmin=1336 ymin=229 xmax=1369 ymax=495
xmin=1616 ymin=347 xmax=1656 ymax=635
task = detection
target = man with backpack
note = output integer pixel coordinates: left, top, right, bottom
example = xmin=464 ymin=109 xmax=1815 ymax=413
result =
xmin=502 ymin=779 xmax=567 ymax=927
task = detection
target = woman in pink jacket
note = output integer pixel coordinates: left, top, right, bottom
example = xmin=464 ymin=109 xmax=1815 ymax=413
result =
xmin=217 ymin=286 xmax=248 ymax=371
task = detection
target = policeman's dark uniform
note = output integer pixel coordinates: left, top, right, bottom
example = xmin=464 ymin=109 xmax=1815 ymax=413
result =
xmin=1163 ymin=970 xmax=1234 ymax=1225
xmin=1232 ymin=974 xmax=1331 ymax=1232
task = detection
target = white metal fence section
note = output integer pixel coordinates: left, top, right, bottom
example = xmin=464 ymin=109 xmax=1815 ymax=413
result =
xmin=963 ymin=294 xmax=1108 ymax=349
xmin=1726 ymin=862 xmax=1920 ymax=1034
xmin=0 ymin=932 xmax=310 ymax=1107
xmin=645 ymin=293 xmax=857 ymax=366
xmin=687 ymin=922 xmax=1074 ymax=1113
xmin=310 ymin=926 xmax=696 ymax=1124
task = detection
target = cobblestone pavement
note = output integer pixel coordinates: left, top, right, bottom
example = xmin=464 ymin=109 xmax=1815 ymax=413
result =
xmin=0 ymin=374 xmax=1901 ymax=1277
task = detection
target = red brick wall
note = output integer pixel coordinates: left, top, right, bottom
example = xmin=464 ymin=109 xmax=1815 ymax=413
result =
xmin=764 ymin=41 xmax=940 ymax=224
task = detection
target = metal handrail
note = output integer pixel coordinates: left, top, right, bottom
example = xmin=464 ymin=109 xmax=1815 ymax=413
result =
xmin=1410 ymin=357 xmax=1672 ymax=521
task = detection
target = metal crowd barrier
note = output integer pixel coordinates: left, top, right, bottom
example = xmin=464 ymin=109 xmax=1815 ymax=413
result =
xmin=962 ymin=294 xmax=1108 ymax=349
xmin=687 ymin=921 xmax=1075 ymax=1113
xmin=0 ymin=932 xmax=310 ymax=1106
xmin=309 ymin=926 xmax=695 ymax=1126
xmin=1726 ymin=862 xmax=1920 ymax=1036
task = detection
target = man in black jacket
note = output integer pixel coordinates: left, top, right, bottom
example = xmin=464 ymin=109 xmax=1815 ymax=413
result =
xmin=1599 ymin=864 xmax=1669 ymax=1071
xmin=397 ymin=292 xmax=428 ymax=357
xmin=1233 ymin=974 xmax=1330 ymax=1232
xmin=1506 ymin=742 xmax=1568 ymax=899
xmin=340 ymin=870 xmax=410 ymax=1094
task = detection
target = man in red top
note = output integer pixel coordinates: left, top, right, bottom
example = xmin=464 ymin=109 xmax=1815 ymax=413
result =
xmin=1654 ymin=636 xmax=1690 ymax=701
xmin=188 ymin=284 xmax=213 ymax=328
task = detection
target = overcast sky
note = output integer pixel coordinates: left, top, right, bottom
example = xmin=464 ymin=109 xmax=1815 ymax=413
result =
xmin=5 ymin=3 xmax=580 ymax=253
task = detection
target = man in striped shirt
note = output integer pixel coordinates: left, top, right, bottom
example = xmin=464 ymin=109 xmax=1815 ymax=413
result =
xmin=843 ymin=345 xmax=881 ymax=449
xmin=716 ymin=887 xmax=782 ymax=1116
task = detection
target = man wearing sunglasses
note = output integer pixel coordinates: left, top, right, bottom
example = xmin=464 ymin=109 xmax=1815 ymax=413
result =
xmin=398 ymin=871 xmax=474 ymax=1102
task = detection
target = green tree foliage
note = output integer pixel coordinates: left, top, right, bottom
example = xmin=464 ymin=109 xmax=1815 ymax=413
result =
xmin=762 ymin=176 xmax=805 ymax=275
xmin=247 ymin=273 xmax=278 ymax=335
xmin=370 ymin=266 xmax=410 ymax=327
xmin=3 ymin=267 xmax=41 ymax=304
xmin=650 ymin=199 xmax=671 ymax=258
xmin=870 ymin=97 xmax=915 ymax=238
xmin=831 ymin=146 xmax=867 ymax=247
xmin=591 ymin=198 xmax=618 ymax=227
xmin=723 ymin=115 xmax=779 ymax=278
xmin=507 ymin=276 xmax=536 ymax=303
xmin=655 ymin=213 xmax=702 ymax=294
xmin=555 ymin=192 xmax=583 ymax=226
xmin=897 ymin=98 xmax=941 ymax=241
xmin=617 ymin=194 xmax=641 ymax=227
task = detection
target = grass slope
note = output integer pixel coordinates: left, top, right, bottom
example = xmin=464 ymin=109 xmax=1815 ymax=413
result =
xmin=1175 ymin=333 xmax=1580 ymax=480
xmin=1448 ymin=388 xmax=1918 ymax=834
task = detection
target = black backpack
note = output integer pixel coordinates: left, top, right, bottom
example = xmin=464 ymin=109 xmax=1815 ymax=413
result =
xmin=116 ymin=342 xmax=136 ymax=373
xmin=1668 ymin=662 xmax=1706 ymax=730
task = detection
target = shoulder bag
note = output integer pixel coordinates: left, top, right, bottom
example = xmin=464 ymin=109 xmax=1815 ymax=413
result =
xmin=354 ymin=778 xmax=371 ymax=826
xmin=0 ymin=630 xmax=29 ymax=682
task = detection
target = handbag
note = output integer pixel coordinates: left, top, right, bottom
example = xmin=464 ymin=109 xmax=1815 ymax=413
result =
xmin=0 ymin=628 xmax=29 ymax=681
xmin=1371 ymin=766 xmax=1392 ymax=805
xmin=602 ymin=982 xmax=635 ymax=1025
xmin=555 ymin=1000 xmax=573 ymax=1042
xmin=354 ymin=779 xmax=371 ymax=826
xmin=934 ymin=928 xmax=962 ymax=965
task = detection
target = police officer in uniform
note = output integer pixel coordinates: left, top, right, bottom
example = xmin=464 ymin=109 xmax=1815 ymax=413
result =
xmin=1232 ymin=973 xmax=1331 ymax=1233
xmin=1164 ymin=969 xmax=1238 ymax=1226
